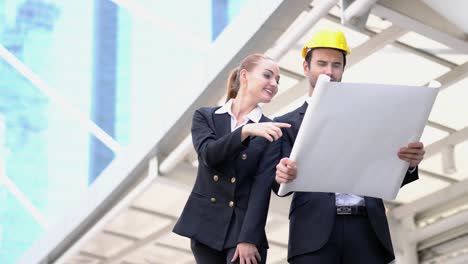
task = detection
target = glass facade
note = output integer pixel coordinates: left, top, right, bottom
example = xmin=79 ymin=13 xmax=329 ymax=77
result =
xmin=1 ymin=1 xmax=61 ymax=263
xmin=0 ymin=0 xmax=246 ymax=262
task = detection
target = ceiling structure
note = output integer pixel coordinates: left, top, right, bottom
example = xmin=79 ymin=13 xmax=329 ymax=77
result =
xmin=20 ymin=0 xmax=468 ymax=263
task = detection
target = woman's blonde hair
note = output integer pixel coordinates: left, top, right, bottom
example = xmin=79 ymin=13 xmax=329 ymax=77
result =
xmin=225 ymin=54 xmax=274 ymax=102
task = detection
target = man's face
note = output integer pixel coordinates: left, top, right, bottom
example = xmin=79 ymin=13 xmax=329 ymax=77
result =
xmin=303 ymin=48 xmax=345 ymax=96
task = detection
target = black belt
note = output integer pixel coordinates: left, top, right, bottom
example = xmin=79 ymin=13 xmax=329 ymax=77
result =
xmin=336 ymin=206 xmax=367 ymax=215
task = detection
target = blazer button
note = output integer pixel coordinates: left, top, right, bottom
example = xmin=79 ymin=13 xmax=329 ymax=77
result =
xmin=231 ymin=177 xmax=236 ymax=183
xmin=241 ymin=153 xmax=247 ymax=160
xmin=210 ymin=197 xmax=216 ymax=203
xmin=213 ymin=175 xmax=219 ymax=182
xmin=229 ymin=201 xmax=235 ymax=207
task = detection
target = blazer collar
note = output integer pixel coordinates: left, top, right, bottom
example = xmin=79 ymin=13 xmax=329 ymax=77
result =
xmin=215 ymin=99 xmax=263 ymax=123
xmin=299 ymin=101 xmax=308 ymax=115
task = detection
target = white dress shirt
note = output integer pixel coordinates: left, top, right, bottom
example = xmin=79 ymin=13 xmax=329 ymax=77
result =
xmin=214 ymin=99 xmax=263 ymax=132
xmin=336 ymin=168 xmax=416 ymax=206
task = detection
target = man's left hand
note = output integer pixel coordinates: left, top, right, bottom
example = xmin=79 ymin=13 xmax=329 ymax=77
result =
xmin=398 ymin=141 xmax=425 ymax=168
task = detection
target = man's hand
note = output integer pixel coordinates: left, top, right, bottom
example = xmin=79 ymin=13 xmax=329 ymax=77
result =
xmin=231 ymin=243 xmax=261 ymax=264
xmin=398 ymin=142 xmax=425 ymax=168
xmin=275 ymin=158 xmax=297 ymax=184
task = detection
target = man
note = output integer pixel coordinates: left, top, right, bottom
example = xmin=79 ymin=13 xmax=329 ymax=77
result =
xmin=272 ymin=28 xmax=425 ymax=263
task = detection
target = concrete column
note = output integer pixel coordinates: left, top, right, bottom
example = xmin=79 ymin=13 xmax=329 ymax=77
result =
xmin=388 ymin=215 xmax=419 ymax=264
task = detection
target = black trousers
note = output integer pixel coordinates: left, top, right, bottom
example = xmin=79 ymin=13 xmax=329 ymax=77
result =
xmin=191 ymin=239 xmax=267 ymax=264
xmin=289 ymin=215 xmax=394 ymax=264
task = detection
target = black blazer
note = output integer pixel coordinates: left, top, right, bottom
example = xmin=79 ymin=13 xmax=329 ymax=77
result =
xmin=173 ymin=106 xmax=275 ymax=251
xmin=271 ymin=102 xmax=419 ymax=260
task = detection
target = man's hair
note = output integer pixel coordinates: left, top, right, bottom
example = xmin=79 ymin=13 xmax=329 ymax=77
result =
xmin=305 ymin=48 xmax=347 ymax=68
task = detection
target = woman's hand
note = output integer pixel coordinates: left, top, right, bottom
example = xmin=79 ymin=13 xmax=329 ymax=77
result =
xmin=241 ymin=122 xmax=290 ymax=142
xmin=231 ymin=243 xmax=261 ymax=264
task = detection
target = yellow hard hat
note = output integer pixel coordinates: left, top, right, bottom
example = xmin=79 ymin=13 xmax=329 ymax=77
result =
xmin=301 ymin=28 xmax=351 ymax=58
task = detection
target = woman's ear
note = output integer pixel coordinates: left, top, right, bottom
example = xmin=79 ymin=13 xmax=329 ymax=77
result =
xmin=239 ymin=68 xmax=248 ymax=86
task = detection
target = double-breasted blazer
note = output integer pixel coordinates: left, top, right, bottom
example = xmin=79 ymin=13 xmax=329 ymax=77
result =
xmin=173 ymin=106 xmax=277 ymax=251
xmin=268 ymin=102 xmax=419 ymax=260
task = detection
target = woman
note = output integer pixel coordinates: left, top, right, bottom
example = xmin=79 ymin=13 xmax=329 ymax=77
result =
xmin=173 ymin=54 xmax=289 ymax=264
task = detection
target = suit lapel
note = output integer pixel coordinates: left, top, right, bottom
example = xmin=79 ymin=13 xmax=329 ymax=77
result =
xmin=290 ymin=102 xmax=308 ymax=144
xmin=298 ymin=102 xmax=308 ymax=116
xmin=213 ymin=112 xmax=231 ymax=137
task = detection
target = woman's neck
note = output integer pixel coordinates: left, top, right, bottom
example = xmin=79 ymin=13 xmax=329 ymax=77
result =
xmin=231 ymin=94 xmax=257 ymax=121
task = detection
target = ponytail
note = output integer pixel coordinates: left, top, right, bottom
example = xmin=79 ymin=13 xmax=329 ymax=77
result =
xmin=225 ymin=67 xmax=240 ymax=102
xmin=225 ymin=53 xmax=272 ymax=102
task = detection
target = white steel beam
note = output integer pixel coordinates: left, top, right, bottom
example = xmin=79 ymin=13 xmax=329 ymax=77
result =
xmin=264 ymin=25 xmax=406 ymax=116
xmin=425 ymin=125 xmax=468 ymax=159
xmin=264 ymin=78 xmax=308 ymax=116
xmin=409 ymin=210 xmax=468 ymax=244
xmin=267 ymin=0 xmax=339 ymax=60
xmin=157 ymin=0 xmax=312 ymax=160
xmin=162 ymin=6 xmax=466 ymax=175
xmin=390 ymin=178 xmax=468 ymax=220
xmin=98 ymin=163 xmax=290 ymax=263
xmin=417 ymin=199 xmax=468 ymax=229
xmin=422 ymin=232 xmax=468 ymax=256
xmin=420 ymin=169 xmax=457 ymax=184
xmin=280 ymin=67 xmax=304 ymax=80
xmin=0 ymin=44 xmax=121 ymax=154
xmin=431 ymin=61 xmax=468 ymax=90
xmin=419 ymin=224 xmax=468 ymax=252
xmin=21 ymin=2 xmax=312 ymax=262
xmin=324 ymin=14 xmax=458 ymax=69
xmin=377 ymin=0 xmax=466 ymax=38
xmin=159 ymin=0 xmax=321 ymax=173
xmin=346 ymin=25 xmax=407 ymax=68
xmin=442 ymin=145 xmax=457 ymax=174
xmin=373 ymin=1 xmax=468 ymax=54
xmin=428 ymin=121 xmax=457 ymax=134
xmin=19 ymin=154 xmax=159 ymax=263
xmin=51 ymin=157 xmax=160 ymax=264
xmin=443 ymin=253 xmax=468 ymax=264
xmin=342 ymin=0 xmax=378 ymax=25
xmin=0 ymin=176 xmax=48 ymax=228
xmin=423 ymin=0 xmax=468 ymax=34
xmin=159 ymin=136 xmax=193 ymax=175
xmin=101 ymin=221 xmax=175 ymax=264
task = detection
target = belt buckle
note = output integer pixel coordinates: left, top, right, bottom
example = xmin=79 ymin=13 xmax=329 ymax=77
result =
xmin=337 ymin=206 xmax=352 ymax=215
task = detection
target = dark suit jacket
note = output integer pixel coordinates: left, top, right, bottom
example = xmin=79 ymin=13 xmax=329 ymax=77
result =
xmin=173 ymin=106 xmax=275 ymax=251
xmin=271 ymin=102 xmax=419 ymax=260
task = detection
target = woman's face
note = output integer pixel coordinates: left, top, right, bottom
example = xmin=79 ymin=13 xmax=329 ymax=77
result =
xmin=243 ymin=59 xmax=280 ymax=104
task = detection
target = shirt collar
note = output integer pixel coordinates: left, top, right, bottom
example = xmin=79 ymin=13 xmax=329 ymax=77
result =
xmin=215 ymin=99 xmax=263 ymax=123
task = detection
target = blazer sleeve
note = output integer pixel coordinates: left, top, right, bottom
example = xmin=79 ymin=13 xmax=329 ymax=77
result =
xmin=192 ymin=109 xmax=250 ymax=168
xmin=271 ymin=117 xmax=294 ymax=197
xmin=237 ymin=139 xmax=281 ymax=246
xmin=401 ymin=166 xmax=419 ymax=187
